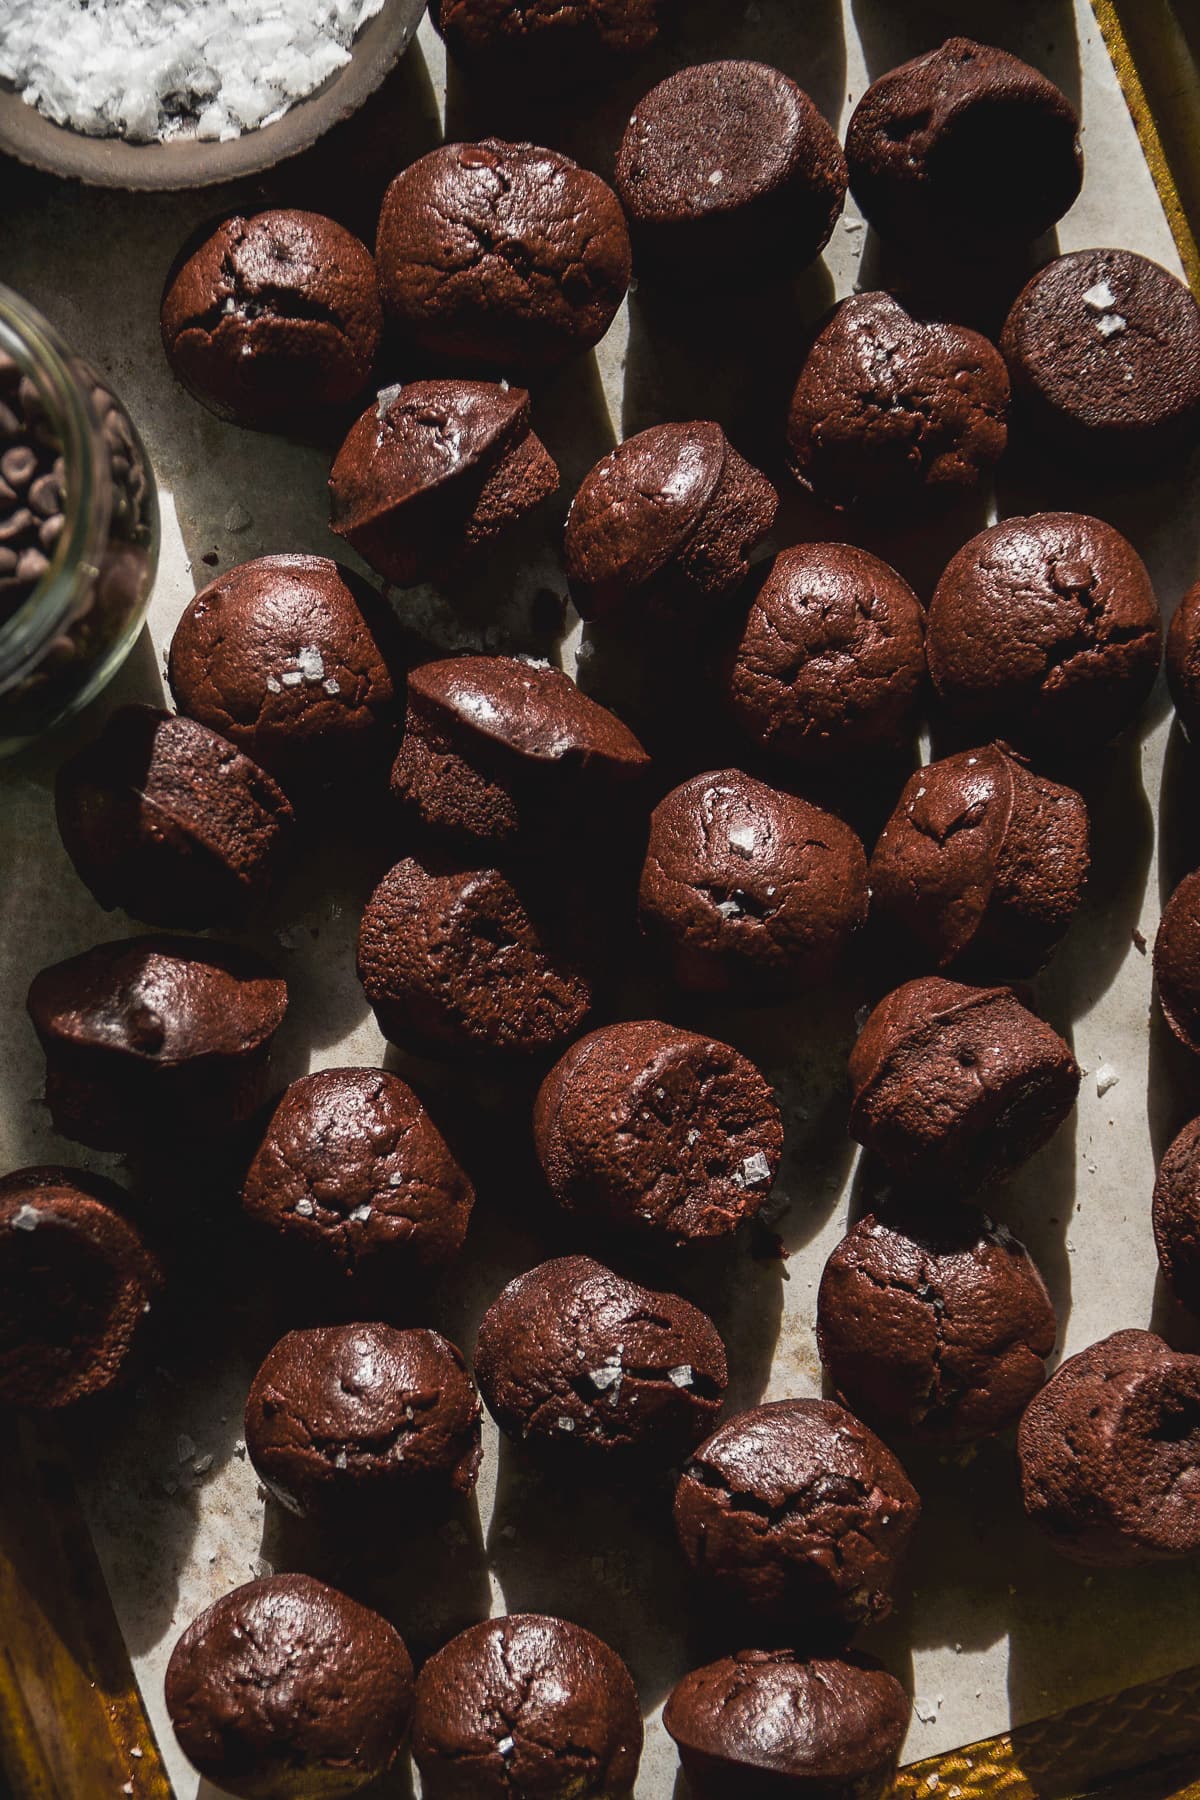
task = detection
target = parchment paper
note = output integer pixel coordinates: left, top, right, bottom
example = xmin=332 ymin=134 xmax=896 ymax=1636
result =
xmin=3 ymin=3 xmax=1200 ymax=1795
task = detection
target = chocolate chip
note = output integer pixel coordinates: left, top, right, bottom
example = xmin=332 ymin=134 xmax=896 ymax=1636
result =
xmin=16 ymin=547 xmax=49 ymax=586
xmin=0 ymin=508 xmax=35 ymax=544
xmin=1 ymin=445 xmax=37 ymax=489
xmin=0 ymin=548 xmax=18 ymax=576
xmin=27 ymin=473 xmax=61 ymax=518
xmin=38 ymin=515 xmax=63 ymax=555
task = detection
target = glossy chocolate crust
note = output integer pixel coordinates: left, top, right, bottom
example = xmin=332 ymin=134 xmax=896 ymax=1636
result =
xmin=241 ymin=1067 xmax=474 ymax=1281
xmin=786 ymin=292 xmax=1008 ymax=511
xmin=727 ymin=543 xmax=925 ymax=766
xmin=474 ymin=1254 xmax=727 ymax=1458
xmin=413 ymin=1613 xmax=643 ymax=1800
xmin=664 ymin=1649 xmax=911 ymax=1800
xmin=0 ymin=1166 xmax=161 ymax=1409
xmin=357 ymin=855 xmax=595 ymax=1058
xmin=160 ymin=210 xmax=382 ymax=431
xmin=1153 ymin=1116 xmax=1200 ymax=1314
xmin=674 ymin=1398 xmax=920 ymax=1631
xmin=329 ymin=380 xmax=558 ymax=587
xmin=1154 ymin=870 xmax=1200 ymax=1056
xmin=1167 ymin=580 xmax=1200 ymax=741
xmin=391 ymin=654 xmax=649 ymax=850
xmin=615 ymin=60 xmax=846 ymax=275
xmin=1000 ymin=249 xmax=1200 ymax=463
xmin=26 ymin=934 xmax=287 ymax=1151
xmin=533 ymin=1019 xmax=783 ymax=1243
xmin=165 ymin=1573 xmax=414 ymax=1800
xmin=55 ymin=704 xmax=295 ymax=929
xmin=1018 ymin=1329 xmax=1200 ymax=1565
xmin=638 ymin=769 xmax=868 ymax=993
xmin=926 ymin=513 xmax=1161 ymax=750
xmin=376 ymin=139 xmax=631 ymax=372
xmin=848 ymin=978 xmax=1079 ymax=1189
xmin=867 ymin=743 xmax=1090 ymax=978
xmin=167 ymin=553 xmax=397 ymax=792
xmin=846 ymin=38 xmax=1081 ymax=249
xmin=245 ymin=1322 xmax=481 ymax=1517
xmin=564 ymin=421 xmax=777 ymax=624
xmin=817 ymin=1206 xmax=1056 ymax=1442
xmin=431 ymin=0 xmax=665 ymax=82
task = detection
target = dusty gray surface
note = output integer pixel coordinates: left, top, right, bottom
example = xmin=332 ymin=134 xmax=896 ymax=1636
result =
xmin=2 ymin=2 xmax=1200 ymax=1796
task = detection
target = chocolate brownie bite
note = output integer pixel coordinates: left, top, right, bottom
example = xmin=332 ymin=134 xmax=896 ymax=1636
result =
xmin=533 ymin=1020 xmax=783 ymax=1244
xmin=638 ymin=769 xmax=867 ymax=994
xmin=1154 ymin=870 xmax=1200 ymax=1057
xmin=1000 ymin=249 xmax=1200 ymax=464
xmin=431 ymin=0 xmax=665 ymax=84
xmin=927 ymin=514 xmax=1162 ymax=750
xmin=615 ymin=61 xmax=846 ymax=278
xmin=846 ymin=40 xmax=1082 ymax=252
xmin=55 ymin=704 xmax=295 ymax=929
xmin=848 ymin=978 xmax=1079 ymax=1189
xmin=1153 ymin=1117 xmax=1200 ymax=1315
xmin=167 ymin=553 xmax=397 ymax=794
xmin=674 ymin=1398 xmax=920 ymax=1631
xmin=564 ymin=422 xmax=777 ymax=625
xmin=241 ymin=1068 xmax=474 ymax=1285
xmin=817 ymin=1205 xmax=1055 ymax=1443
xmin=391 ymin=654 xmax=649 ymax=852
xmin=1166 ymin=579 xmax=1200 ymax=742
xmin=245 ymin=1323 xmax=481 ymax=1518
xmin=165 ymin=1573 xmax=413 ymax=1800
xmin=475 ymin=1254 xmax=726 ymax=1459
xmin=27 ymin=935 xmax=287 ymax=1151
xmin=727 ymin=544 xmax=925 ymax=768
xmin=413 ymin=1613 xmax=642 ymax=1800
xmin=358 ymin=855 xmax=594 ymax=1058
xmin=0 ymin=1166 xmax=161 ymax=1410
xmin=376 ymin=140 xmax=631 ymax=373
xmin=1018 ymin=1329 xmax=1200 ymax=1565
xmin=161 ymin=210 xmax=382 ymax=433
xmin=329 ymin=381 xmax=558 ymax=587
xmin=664 ymin=1650 xmax=911 ymax=1800
xmin=867 ymin=744 xmax=1090 ymax=978
xmin=786 ymin=292 xmax=1009 ymax=511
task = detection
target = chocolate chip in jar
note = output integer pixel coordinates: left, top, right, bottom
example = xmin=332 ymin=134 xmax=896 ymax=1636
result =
xmin=0 ymin=354 xmax=67 ymax=627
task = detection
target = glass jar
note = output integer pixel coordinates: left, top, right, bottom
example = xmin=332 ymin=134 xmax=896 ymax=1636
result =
xmin=0 ymin=283 xmax=158 ymax=757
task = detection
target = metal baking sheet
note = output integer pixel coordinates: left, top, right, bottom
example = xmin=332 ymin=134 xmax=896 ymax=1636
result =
xmin=3 ymin=2 xmax=1200 ymax=1794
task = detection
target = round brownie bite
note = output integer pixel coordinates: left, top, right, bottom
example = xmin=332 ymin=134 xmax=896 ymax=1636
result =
xmin=0 ymin=1166 xmax=161 ymax=1410
xmin=167 ymin=553 xmax=397 ymax=794
xmin=391 ymin=654 xmax=649 ymax=852
xmin=1001 ymin=249 xmax=1200 ymax=464
xmin=1153 ymin=1116 xmax=1200 ymax=1315
xmin=786 ymin=292 xmax=1009 ymax=511
xmin=27 ymin=935 xmax=287 ymax=1151
xmin=329 ymin=380 xmax=558 ymax=587
xmin=817 ymin=1205 xmax=1056 ymax=1443
xmin=241 ymin=1067 xmax=474 ymax=1285
xmin=664 ymin=1650 xmax=911 ymax=1800
xmin=674 ymin=1398 xmax=920 ymax=1631
xmin=564 ymin=422 xmax=777 ymax=625
xmin=638 ymin=769 xmax=867 ymax=994
xmin=1154 ymin=870 xmax=1200 ymax=1057
xmin=927 ymin=513 xmax=1162 ymax=751
xmin=727 ymin=544 xmax=925 ymax=768
xmin=1166 ymin=579 xmax=1200 ymax=742
xmin=55 ymin=704 xmax=295 ymax=929
xmin=867 ymin=743 xmax=1090 ymax=978
xmin=245 ymin=1323 xmax=481 ymax=1518
xmin=414 ymin=1613 xmax=642 ymax=1800
xmin=475 ymin=1254 xmax=727 ymax=1459
xmin=165 ymin=1573 xmax=413 ymax=1800
xmin=846 ymin=39 xmax=1082 ymax=251
xmin=1018 ymin=1329 xmax=1200 ymax=1565
xmin=848 ymin=977 xmax=1080 ymax=1190
xmin=376 ymin=140 xmax=630 ymax=373
xmin=431 ymin=0 xmax=665 ymax=84
xmin=615 ymin=60 xmax=845 ymax=278
xmin=358 ymin=854 xmax=595 ymax=1058
xmin=533 ymin=1020 xmax=783 ymax=1244
xmin=161 ymin=210 xmax=381 ymax=434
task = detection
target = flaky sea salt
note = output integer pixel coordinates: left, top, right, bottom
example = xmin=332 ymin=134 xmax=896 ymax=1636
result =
xmin=11 ymin=1204 xmax=40 ymax=1231
xmin=1083 ymin=281 xmax=1117 ymax=311
xmin=0 ymin=0 xmax=386 ymax=144
xmin=296 ymin=644 xmax=325 ymax=683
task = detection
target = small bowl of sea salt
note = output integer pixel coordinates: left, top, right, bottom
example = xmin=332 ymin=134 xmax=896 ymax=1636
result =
xmin=0 ymin=0 xmax=427 ymax=189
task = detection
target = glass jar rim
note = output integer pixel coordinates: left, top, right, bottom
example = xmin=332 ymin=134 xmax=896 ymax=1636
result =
xmin=0 ymin=281 xmax=107 ymax=690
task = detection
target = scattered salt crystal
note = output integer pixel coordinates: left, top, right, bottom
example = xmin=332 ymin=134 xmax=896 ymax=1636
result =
xmin=926 ymin=1775 xmax=939 ymax=1790
xmin=589 ymin=1362 xmax=622 ymax=1392
xmin=223 ymin=502 xmax=251 ymax=532
xmin=1083 ymin=281 xmax=1117 ymax=311
xmin=668 ymin=1365 xmax=693 ymax=1388
xmin=193 ymin=1453 xmax=214 ymax=1475
xmin=915 ymin=1697 xmax=940 ymax=1724
xmin=280 ymin=669 xmax=304 ymax=686
xmin=11 ymin=1204 xmax=40 ymax=1231
xmin=707 ymin=169 xmax=724 ymax=185
xmin=130 ymin=1747 xmax=143 ymax=1758
xmin=1096 ymin=313 xmax=1127 ymax=337
xmin=715 ymin=897 xmax=742 ymax=919
xmin=296 ymin=644 xmax=325 ymax=683
xmin=556 ymin=1415 xmax=575 ymax=1432
xmin=686 ymin=1128 xmax=700 ymax=1147
xmin=375 ymin=383 xmax=404 ymax=420
xmin=176 ymin=1434 xmax=196 ymax=1463
xmin=842 ymin=216 xmax=863 ymax=231
xmin=265 ymin=675 xmax=281 ymax=694
xmin=294 ymin=1198 xmax=315 ymax=1217
xmin=740 ymin=1151 xmax=772 ymax=1187
xmin=233 ymin=1440 xmax=246 ymax=1458
xmin=728 ymin=823 xmax=755 ymax=856
xmin=349 ymin=1203 xmax=373 ymax=1223
xmin=334 ymin=1451 xmax=348 ymax=1469
xmin=1095 ymin=1062 xmax=1119 ymax=1096
xmin=498 ymin=1737 xmax=515 ymax=1757
xmin=388 ymin=1171 xmax=404 ymax=1187
xmin=122 ymin=1783 xmax=134 ymax=1795
xmin=323 ymin=676 xmax=341 ymax=695
xmin=854 ymin=1003 xmax=871 ymax=1029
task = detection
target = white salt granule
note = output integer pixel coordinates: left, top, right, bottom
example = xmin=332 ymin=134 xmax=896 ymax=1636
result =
xmin=349 ymin=1203 xmax=372 ymax=1223
xmin=323 ymin=676 xmax=341 ymax=695
xmin=1083 ymin=281 xmax=1117 ymax=311
xmin=728 ymin=823 xmax=756 ymax=856
xmin=296 ymin=644 xmax=325 ymax=683
xmin=1096 ymin=313 xmax=1127 ymax=337
xmin=294 ymin=1197 xmax=315 ymax=1217
xmin=0 ymin=0 xmax=386 ymax=144
xmin=498 ymin=1737 xmax=515 ymax=1758
xmin=280 ymin=669 xmax=304 ymax=687
xmin=11 ymin=1204 xmax=40 ymax=1231
xmin=740 ymin=1151 xmax=772 ymax=1186
xmin=176 ymin=1434 xmax=196 ymax=1463
xmin=667 ymin=1364 xmax=693 ymax=1388
xmin=265 ymin=675 xmax=282 ymax=694
xmin=1095 ymin=1062 xmax=1120 ymax=1096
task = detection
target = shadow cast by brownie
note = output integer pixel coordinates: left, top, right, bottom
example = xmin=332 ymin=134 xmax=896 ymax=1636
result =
xmin=1149 ymin=1269 xmax=1200 ymax=1354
